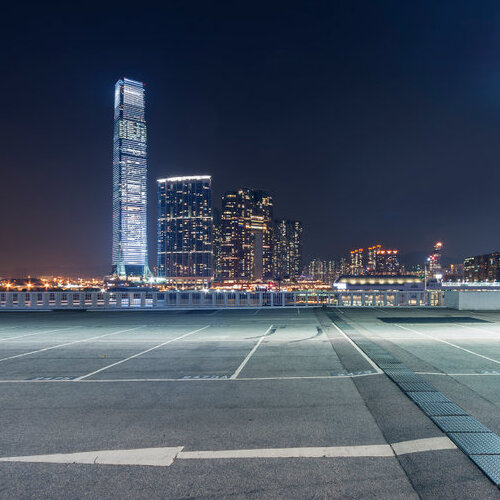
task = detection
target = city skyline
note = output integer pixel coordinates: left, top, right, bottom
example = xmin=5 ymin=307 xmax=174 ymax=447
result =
xmin=3 ymin=2 xmax=500 ymax=276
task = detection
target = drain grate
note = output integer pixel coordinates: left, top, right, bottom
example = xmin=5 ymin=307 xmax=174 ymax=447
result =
xmin=418 ymin=402 xmax=468 ymax=416
xmin=431 ymin=416 xmax=491 ymax=433
xmin=386 ymin=373 xmax=424 ymax=383
xmin=469 ymin=455 xmax=500 ymax=486
xmin=406 ymin=392 xmax=451 ymax=404
xmin=398 ymin=382 xmax=438 ymax=392
xmin=449 ymin=433 xmax=500 ymax=455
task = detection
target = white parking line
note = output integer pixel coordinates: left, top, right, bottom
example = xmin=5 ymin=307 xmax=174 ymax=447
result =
xmin=394 ymin=324 xmax=500 ymax=365
xmin=329 ymin=321 xmax=383 ymax=374
xmin=74 ymin=325 xmax=210 ymax=380
xmin=0 ymin=327 xmax=144 ymax=363
xmin=230 ymin=325 xmax=273 ymax=379
xmin=0 ymin=327 xmax=79 ymax=342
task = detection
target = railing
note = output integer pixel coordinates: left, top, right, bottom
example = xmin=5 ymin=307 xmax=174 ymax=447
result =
xmin=0 ymin=290 xmax=445 ymax=310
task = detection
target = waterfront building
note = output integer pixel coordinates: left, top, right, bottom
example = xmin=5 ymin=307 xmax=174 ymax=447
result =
xmin=112 ymin=78 xmax=150 ymax=278
xmin=274 ymin=220 xmax=303 ymax=282
xmin=375 ymin=249 xmax=400 ymax=275
xmin=157 ymin=176 xmax=213 ymax=287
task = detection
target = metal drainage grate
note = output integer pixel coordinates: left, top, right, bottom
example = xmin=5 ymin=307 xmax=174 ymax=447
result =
xmin=418 ymin=402 xmax=468 ymax=416
xmin=431 ymin=416 xmax=491 ymax=433
xmin=449 ymin=433 xmax=500 ymax=455
xmin=406 ymin=392 xmax=451 ymax=404
xmin=386 ymin=373 xmax=424 ymax=383
xmin=398 ymin=382 xmax=437 ymax=392
xmin=469 ymin=455 xmax=500 ymax=486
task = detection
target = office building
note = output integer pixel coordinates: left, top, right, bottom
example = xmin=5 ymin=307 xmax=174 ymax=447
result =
xmin=157 ymin=176 xmax=213 ymax=287
xmin=274 ymin=220 xmax=303 ymax=282
xmin=112 ymin=78 xmax=150 ymax=278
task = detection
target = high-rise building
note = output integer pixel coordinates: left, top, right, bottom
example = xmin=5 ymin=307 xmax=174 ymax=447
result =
xmin=112 ymin=78 xmax=150 ymax=278
xmin=350 ymin=248 xmax=364 ymax=275
xmin=250 ymin=191 xmax=274 ymax=280
xmin=157 ymin=176 xmax=213 ymax=287
xmin=428 ymin=242 xmax=443 ymax=278
xmin=367 ymin=245 xmax=382 ymax=274
xmin=464 ymin=252 xmax=500 ymax=282
xmin=375 ymin=249 xmax=400 ymax=275
xmin=274 ymin=220 xmax=303 ymax=282
xmin=216 ymin=189 xmax=273 ymax=282
xmin=306 ymin=258 xmax=336 ymax=283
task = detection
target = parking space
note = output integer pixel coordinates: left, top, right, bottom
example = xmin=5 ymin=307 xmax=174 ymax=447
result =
xmin=0 ymin=308 xmax=498 ymax=498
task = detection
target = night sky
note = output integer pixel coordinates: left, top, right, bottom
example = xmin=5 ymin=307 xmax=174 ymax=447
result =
xmin=2 ymin=1 xmax=500 ymax=276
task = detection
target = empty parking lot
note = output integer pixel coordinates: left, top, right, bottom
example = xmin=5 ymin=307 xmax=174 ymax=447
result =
xmin=0 ymin=307 xmax=499 ymax=498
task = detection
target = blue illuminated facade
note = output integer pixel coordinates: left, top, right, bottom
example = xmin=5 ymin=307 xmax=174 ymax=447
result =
xmin=112 ymin=78 xmax=150 ymax=277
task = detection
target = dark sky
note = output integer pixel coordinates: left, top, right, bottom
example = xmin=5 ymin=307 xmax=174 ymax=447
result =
xmin=2 ymin=1 xmax=500 ymax=276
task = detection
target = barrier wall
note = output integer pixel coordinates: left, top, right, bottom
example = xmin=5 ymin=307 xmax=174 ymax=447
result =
xmin=0 ymin=290 xmax=444 ymax=311
xmin=444 ymin=290 xmax=500 ymax=310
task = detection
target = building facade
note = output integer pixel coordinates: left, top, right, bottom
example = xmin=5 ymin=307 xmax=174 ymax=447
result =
xmin=112 ymin=78 xmax=150 ymax=278
xmin=366 ymin=245 xmax=382 ymax=274
xmin=464 ymin=252 xmax=500 ymax=282
xmin=157 ymin=176 xmax=213 ymax=287
xmin=274 ymin=219 xmax=303 ymax=282
xmin=375 ymin=249 xmax=400 ymax=275
xmin=216 ymin=189 xmax=274 ymax=282
xmin=350 ymin=248 xmax=364 ymax=275
xmin=428 ymin=242 xmax=443 ymax=278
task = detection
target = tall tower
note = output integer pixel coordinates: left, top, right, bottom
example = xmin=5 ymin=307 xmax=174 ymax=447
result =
xmin=274 ymin=220 xmax=303 ymax=282
xmin=157 ymin=176 xmax=213 ymax=287
xmin=112 ymin=78 xmax=150 ymax=278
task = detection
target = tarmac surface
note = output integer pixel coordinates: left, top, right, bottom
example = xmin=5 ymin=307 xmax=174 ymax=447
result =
xmin=0 ymin=307 xmax=499 ymax=499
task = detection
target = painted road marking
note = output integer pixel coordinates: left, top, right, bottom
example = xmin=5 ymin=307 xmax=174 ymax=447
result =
xmin=0 ymin=373 xmax=383 ymax=383
xmin=0 ymin=327 xmax=144 ymax=363
xmin=74 ymin=325 xmax=210 ymax=380
xmin=0 ymin=327 xmax=79 ymax=342
xmin=394 ymin=324 xmax=500 ymax=365
xmin=0 ymin=437 xmax=457 ymax=467
xmin=391 ymin=436 xmax=456 ymax=455
xmin=329 ymin=321 xmax=383 ymax=374
xmin=0 ymin=447 xmax=183 ymax=467
xmin=178 ymin=445 xmax=394 ymax=459
xmin=230 ymin=325 xmax=273 ymax=379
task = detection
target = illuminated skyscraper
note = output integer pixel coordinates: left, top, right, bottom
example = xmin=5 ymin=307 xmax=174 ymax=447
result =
xmin=217 ymin=189 xmax=273 ymax=282
xmin=375 ymin=249 xmax=400 ymax=275
xmin=367 ymin=244 xmax=382 ymax=274
xmin=428 ymin=241 xmax=443 ymax=278
xmin=350 ymin=248 xmax=364 ymax=275
xmin=112 ymin=78 xmax=150 ymax=278
xmin=274 ymin=220 xmax=303 ymax=281
xmin=157 ymin=176 xmax=213 ymax=287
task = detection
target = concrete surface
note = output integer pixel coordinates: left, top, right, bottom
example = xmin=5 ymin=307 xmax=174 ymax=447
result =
xmin=0 ymin=308 xmax=498 ymax=499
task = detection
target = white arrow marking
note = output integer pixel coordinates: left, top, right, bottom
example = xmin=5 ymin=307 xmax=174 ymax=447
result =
xmin=0 ymin=447 xmax=184 ymax=467
xmin=0 ymin=437 xmax=456 ymax=467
